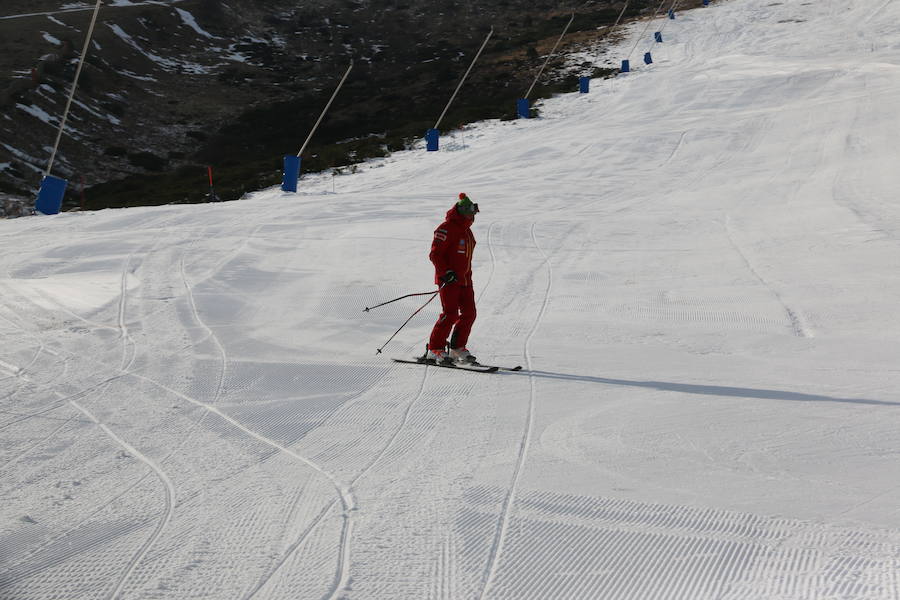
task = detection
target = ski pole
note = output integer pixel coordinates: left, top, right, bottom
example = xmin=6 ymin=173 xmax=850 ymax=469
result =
xmin=364 ymin=284 xmax=445 ymax=312
xmin=373 ymin=283 xmax=447 ymax=354
xmin=364 ymin=290 xmax=437 ymax=312
xmin=375 ymin=291 xmax=442 ymax=355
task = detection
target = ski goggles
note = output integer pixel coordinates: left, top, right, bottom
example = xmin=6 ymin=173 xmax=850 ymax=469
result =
xmin=457 ymin=202 xmax=480 ymax=216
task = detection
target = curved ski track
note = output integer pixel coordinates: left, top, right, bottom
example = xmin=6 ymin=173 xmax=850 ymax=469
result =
xmin=246 ymin=221 xmax=503 ymax=599
xmin=723 ymin=218 xmax=813 ymax=339
xmin=478 ymin=222 xmax=552 ymax=600
xmin=68 ymin=399 xmax=176 ymax=600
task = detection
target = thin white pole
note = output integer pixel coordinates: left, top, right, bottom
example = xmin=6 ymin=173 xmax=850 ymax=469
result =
xmin=45 ymin=0 xmax=102 ymax=176
xmin=297 ymin=60 xmax=353 ymax=157
xmin=434 ymin=28 xmax=494 ymax=130
xmin=626 ymin=0 xmax=667 ymax=61
xmin=610 ymin=1 xmax=631 ymax=33
xmin=587 ymin=1 xmax=629 ymax=73
xmin=525 ymin=13 xmax=575 ymax=100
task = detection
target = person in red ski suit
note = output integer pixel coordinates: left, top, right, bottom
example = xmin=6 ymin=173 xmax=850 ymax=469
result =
xmin=426 ymin=193 xmax=480 ymax=364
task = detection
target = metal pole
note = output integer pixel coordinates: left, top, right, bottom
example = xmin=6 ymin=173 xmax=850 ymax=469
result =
xmin=525 ymin=13 xmax=575 ymax=100
xmin=610 ymin=1 xmax=631 ymax=33
xmin=434 ymin=28 xmax=494 ymax=130
xmin=626 ymin=0 xmax=667 ymax=61
xmin=45 ymin=0 xmax=102 ymax=176
xmin=650 ymin=0 xmax=681 ymax=47
xmin=297 ymin=60 xmax=353 ymax=158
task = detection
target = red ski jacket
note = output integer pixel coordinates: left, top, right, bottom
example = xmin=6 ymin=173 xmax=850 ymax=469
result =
xmin=429 ymin=206 xmax=476 ymax=286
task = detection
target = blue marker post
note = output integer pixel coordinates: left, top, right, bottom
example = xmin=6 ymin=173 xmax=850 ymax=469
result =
xmin=668 ymin=9 xmax=675 ymax=19
xmin=35 ymin=174 xmax=67 ymax=215
xmin=282 ymin=155 xmax=301 ymax=193
xmin=644 ymin=52 xmax=653 ymax=65
xmin=579 ymin=76 xmax=590 ymax=93
xmin=426 ymin=128 xmax=440 ymax=151
xmin=517 ymin=98 xmax=531 ymax=119
xmin=621 ymin=59 xmax=630 ymax=73
xmin=703 ymin=0 xmax=709 ymax=5
xmin=655 ymin=31 xmax=663 ymax=43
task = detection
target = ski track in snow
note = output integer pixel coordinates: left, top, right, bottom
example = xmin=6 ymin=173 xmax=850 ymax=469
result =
xmin=479 ymin=223 xmax=552 ymax=600
xmin=253 ymin=219 xmax=506 ymax=599
xmin=68 ymin=399 xmax=175 ymax=600
xmin=723 ymin=216 xmax=813 ymax=339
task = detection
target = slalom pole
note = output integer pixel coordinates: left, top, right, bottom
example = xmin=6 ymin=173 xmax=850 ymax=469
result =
xmin=296 ymin=60 xmax=354 ymax=158
xmin=207 ymin=166 xmax=220 ymax=201
xmin=524 ymin=13 xmax=575 ymax=101
xmin=433 ymin=28 xmax=494 ymax=131
xmin=45 ymin=0 xmax=102 ymax=176
xmin=374 ymin=291 xmax=441 ymax=355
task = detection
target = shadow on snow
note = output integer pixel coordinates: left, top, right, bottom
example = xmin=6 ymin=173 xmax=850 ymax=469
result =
xmin=506 ymin=370 xmax=899 ymax=408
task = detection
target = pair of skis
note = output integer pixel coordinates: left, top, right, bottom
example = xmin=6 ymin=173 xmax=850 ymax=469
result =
xmin=392 ymin=357 xmax=522 ymax=374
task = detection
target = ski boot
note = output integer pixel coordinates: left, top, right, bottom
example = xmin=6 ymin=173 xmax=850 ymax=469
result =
xmin=425 ymin=347 xmax=454 ymax=366
xmin=449 ymin=347 xmax=478 ymax=365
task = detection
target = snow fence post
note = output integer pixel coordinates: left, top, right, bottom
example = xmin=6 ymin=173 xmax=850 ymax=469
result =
xmin=282 ymin=155 xmax=301 ymax=193
xmin=668 ymin=8 xmax=675 ymax=19
xmin=36 ymin=174 xmax=67 ymax=215
xmin=426 ymin=128 xmax=440 ymax=151
xmin=579 ymin=76 xmax=590 ymax=93
xmin=644 ymin=52 xmax=653 ymax=65
xmin=655 ymin=31 xmax=663 ymax=43
xmin=621 ymin=59 xmax=630 ymax=73
xmin=516 ymin=98 xmax=530 ymax=119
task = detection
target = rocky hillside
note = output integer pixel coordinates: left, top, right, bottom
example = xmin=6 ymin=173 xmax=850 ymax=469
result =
xmin=0 ymin=0 xmax=703 ymax=211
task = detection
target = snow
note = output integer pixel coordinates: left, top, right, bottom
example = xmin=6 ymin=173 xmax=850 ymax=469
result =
xmin=117 ymin=68 xmax=158 ymax=82
xmin=16 ymin=103 xmax=56 ymax=124
xmin=174 ymin=7 xmax=216 ymax=39
xmin=107 ymin=22 xmax=211 ymax=74
xmin=3 ymin=0 xmax=900 ymax=598
xmin=70 ymin=97 xmax=121 ymax=125
xmin=0 ymin=1 xmax=185 ymax=21
xmin=41 ymin=32 xmax=63 ymax=45
xmin=46 ymin=15 xmax=69 ymax=27
xmin=0 ymin=142 xmax=44 ymax=172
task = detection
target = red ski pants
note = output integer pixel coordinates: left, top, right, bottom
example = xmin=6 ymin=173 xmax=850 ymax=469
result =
xmin=429 ymin=284 xmax=476 ymax=351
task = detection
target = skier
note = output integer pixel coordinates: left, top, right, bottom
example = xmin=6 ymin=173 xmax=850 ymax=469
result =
xmin=425 ymin=193 xmax=480 ymax=365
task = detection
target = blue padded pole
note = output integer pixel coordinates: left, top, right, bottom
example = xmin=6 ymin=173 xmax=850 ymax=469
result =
xmin=35 ymin=175 xmax=67 ymax=215
xmin=426 ymin=128 xmax=440 ymax=151
xmin=517 ymin=98 xmax=531 ymax=119
xmin=282 ymin=155 xmax=301 ymax=192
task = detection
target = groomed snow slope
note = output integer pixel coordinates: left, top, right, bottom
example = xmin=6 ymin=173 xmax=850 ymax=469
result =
xmin=3 ymin=0 xmax=900 ymax=598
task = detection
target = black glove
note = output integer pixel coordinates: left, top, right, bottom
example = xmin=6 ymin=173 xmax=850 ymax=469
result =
xmin=440 ymin=270 xmax=457 ymax=284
